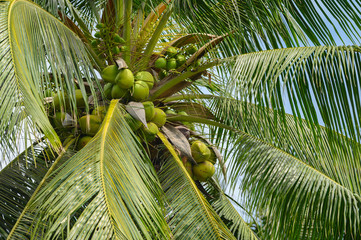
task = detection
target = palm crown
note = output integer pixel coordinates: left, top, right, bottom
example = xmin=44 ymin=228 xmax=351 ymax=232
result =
xmin=1 ymin=0 xmax=361 ymax=239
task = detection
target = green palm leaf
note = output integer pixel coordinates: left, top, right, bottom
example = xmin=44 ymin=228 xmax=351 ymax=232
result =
xmin=211 ymin=97 xmax=361 ymax=196
xmin=174 ymin=0 xmax=361 ymax=53
xmin=228 ymin=131 xmax=361 ymax=239
xmin=212 ymin=193 xmax=259 ymax=240
xmin=207 ymin=95 xmax=361 ymax=238
xmin=227 ymin=46 xmax=361 ymax=150
xmin=158 ymin=132 xmax=236 ymax=240
xmin=0 ymin=144 xmax=57 ymax=239
xmin=8 ymin=100 xmax=171 ymax=240
xmin=0 ymin=0 xmax=101 ymax=165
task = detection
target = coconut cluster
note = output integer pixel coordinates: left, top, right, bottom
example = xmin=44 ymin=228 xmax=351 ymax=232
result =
xmin=45 ymin=24 xmax=218 ymax=183
xmin=155 ymin=44 xmax=201 ymax=79
xmin=91 ymin=23 xmax=127 ymax=57
xmin=183 ymin=140 xmax=217 ymax=182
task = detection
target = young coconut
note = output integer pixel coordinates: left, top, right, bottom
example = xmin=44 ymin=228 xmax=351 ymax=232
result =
xmin=193 ymin=160 xmax=215 ymax=182
xmin=92 ymin=105 xmax=108 ymax=119
xmin=155 ymin=57 xmax=167 ymax=69
xmin=101 ymin=65 xmax=119 ymax=83
xmin=135 ymin=71 xmax=154 ymax=89
xmin=111 ymin=85 xmax=129 ymax=99
xmin=167 ymin=58 xmax=177 ymax=70
xmin=79 ymin=115 xmax=103 ymax=136
xmin=166 ymin=47 xmax=178 ymax=57
xmin=165 ymin=109 xmax=176 ymax=115
xmin=53 ymin=91 xmax=69 ymax=110
xmin=191 ymin=140 xmax=211 ymax=163
xmin=151 ymin=108 xmax=166 ymax=127
xmin=104 ymin=83 xmax=113 ymax=100
xmin=116 ymin=68 xmax=134 ymax=89
xmin=176 ymin=54 xmax=186 ymax=67
xmin=132 ymin=81 xmax=149 ymax=101
xmin=124 ymin=113 xmax=142 ymax=131
xmin=77 ymin=136 xmax=93 ymax=150
xmin=143 ymin=122 xmax=159 ymax=142
xmin=75 ymin=89 xmax=86 ymax=108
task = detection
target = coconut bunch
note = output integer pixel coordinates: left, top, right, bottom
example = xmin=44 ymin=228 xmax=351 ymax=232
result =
xmin=154 ymin=44 xmax=200 ymax=79
xmin=44 ymin=3 xmax=226 ymax=187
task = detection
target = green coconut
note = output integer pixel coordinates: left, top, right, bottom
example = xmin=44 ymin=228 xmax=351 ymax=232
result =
xmin=79 ymin=115 xmax=102 ymax=136
xmin=166 ymin=47 xmax=178 ymax=57
xmin=77 ymin=136 xmax=93 ymax=150
xmin=176 ymin=54 xmax=186 ymax=67
xmin=92 ymin=105 xmax=108 ymax=119
xmin=120 ymin=46 xmax=129 ymax=52
xmin=75 ymin=89 xmax=86 ymax=108
xmin=135 ymin=71 xmax=154 ymax=89
xmin=178 ymin=111 xmax=188 ymax=116
xmin=191 ymin=140 xmax=211 ymax=163
xmin=167 ymin=58 xmax=177 ymax=70
xmin=159 ymin=69 xmax=167 ymax=79
xmin=165 ymin=109 xmax=176 ymax=115
xmin=185 ymin=44 xmax=197 ymax=55
xmin=116 ymin=68 xmax=134 ymax=89
xmin=113 ymin=34 xmax=125 ymax=44
xmin=111 ymin=84 xmax=129 ymax=99
xmin=143 ymin=122 xmax=159 ymax=142
xmin=151 ymin=108 xmax=166 ymax=127
xmin=132 ymin=81 xmax=149 ymax=101
xmin=112 ymin=46 xmax=120 ymax=55
xmin=192 ymin=160 xmax=215 ymax=182
xmin=104 ymin=83 xmax=113 ymax=100
xmin=124 ymin=113 xmax=142 ymax=131
xmin=53 ymin=91 xmax=69 ymax=110
xmin=155 ymin=57 xmax=167 ymax=69
xmin=101 ymin=65 xmax=119 ymax=83
xmin=142 ymin=101 xmax=155 ymax=121
xmin=96 ymin=23 xmax=105 ymax=29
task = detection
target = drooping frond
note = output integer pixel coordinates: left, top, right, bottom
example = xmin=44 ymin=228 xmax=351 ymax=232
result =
xmin=8 ymin=101 xmax=171 ymax=240
xmin=227 ymin=46 xmax=361 ymax=154
xmin=157 ymin=132 xmax=236 ymax=240
xmin=0 ymin=0 xmax=101 ymax=165
xmin=202 ymin=89 xmax=361 ymax=239
xmin=173 ymin=0 xmax=361 ymax=54
xmin=0 ymin=144 xmax=57 ymax=239
xmin=211 ymin=192 xmax=259 ymax=240
xmin=33 ymin=0 xmax=106 ymax=30
xmin=227 ymin=129 xmax=361 ymax=239
xmin=210 ymin=96 xmax=361 ymax=197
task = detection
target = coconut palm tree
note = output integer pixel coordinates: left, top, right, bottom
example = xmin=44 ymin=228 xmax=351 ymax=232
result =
xmin=1 ymin=0 xmax=361 ymax=239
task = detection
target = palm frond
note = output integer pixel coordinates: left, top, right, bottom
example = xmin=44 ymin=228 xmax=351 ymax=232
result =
xmin=0 ymin=0 xmax=101 ymax=165
xmin=8 ymin=101 xmax=171 ymax=240
xmin=157 ymin=132 xmax=236 ymax=240
xmin=173 ymin=0 xmax=361 ymax=55
xmin=34 ymin=0 xmax=106 ymax=30
xmin=0 ymin=144 xmax=56 ymax=239
xmin=209 ymin=95 xmax=361 ymax=197
xmin=203 ymin=92 xmax=361 ymax=238
xmin=212 ymin=193 xmax=259 ymax=240
xmin=227 ymin=46 xmax=361 ymax=160
xmin=226 ymin=130 xmax=361 ymax=239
